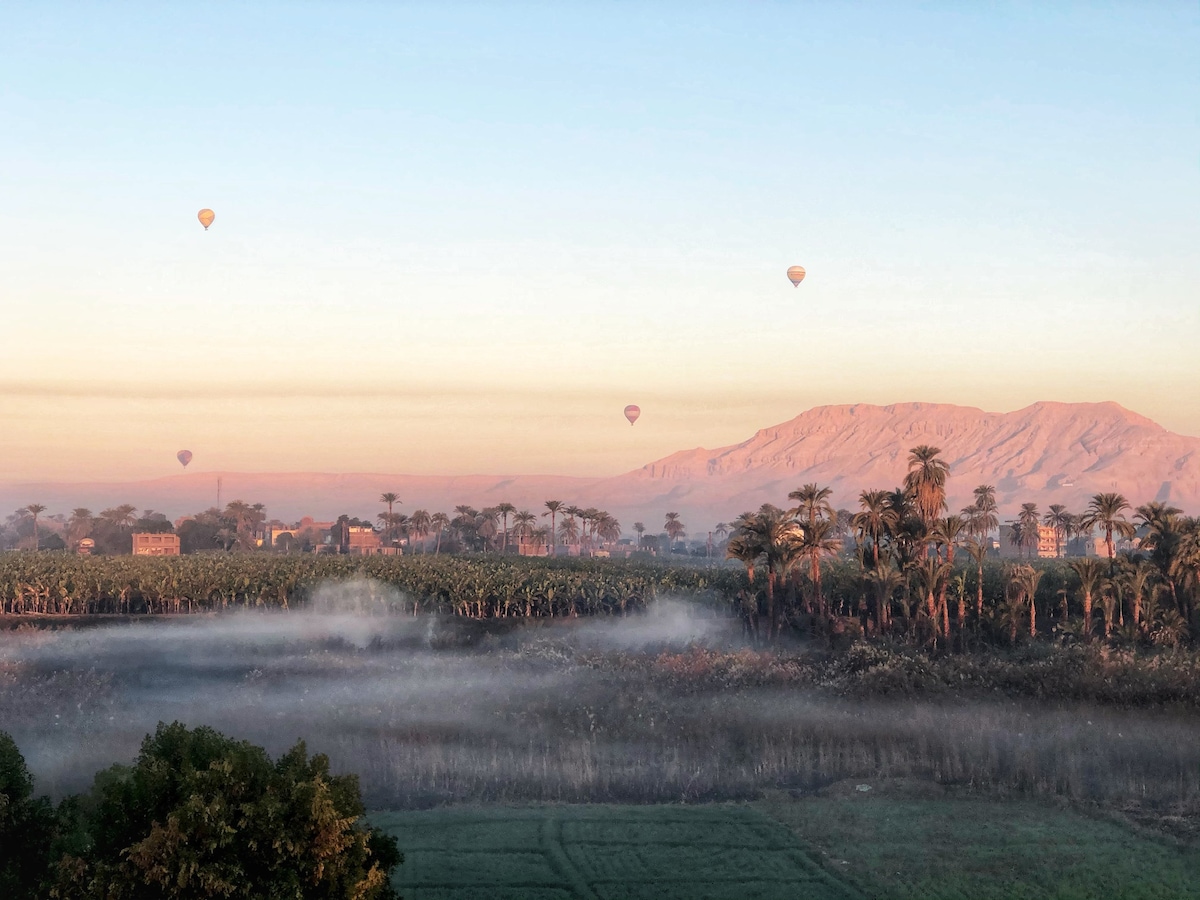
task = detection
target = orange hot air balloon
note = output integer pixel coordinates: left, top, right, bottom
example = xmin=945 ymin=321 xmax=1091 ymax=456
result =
xmin=787 ymin=265 xmax=806 ymax=287
xmin=177 ymin=450 xmax=193 ymax=468
xmin=624 ymin=405 xmax=641 ymax=426
xmin=197 ymin=209 xmax=215 ymax=230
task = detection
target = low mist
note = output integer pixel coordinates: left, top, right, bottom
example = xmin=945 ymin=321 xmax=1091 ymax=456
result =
xmin=3 ymin=580 xmax=1198 ymax=818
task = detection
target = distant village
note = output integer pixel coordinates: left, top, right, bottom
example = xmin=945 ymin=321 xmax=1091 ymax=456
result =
xmin=2 ymin=495 xmax=1132 ymax=561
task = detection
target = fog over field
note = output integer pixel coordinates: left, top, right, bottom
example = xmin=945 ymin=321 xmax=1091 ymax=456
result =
xmin=3 ymin=581 xmax=1198 ymax=818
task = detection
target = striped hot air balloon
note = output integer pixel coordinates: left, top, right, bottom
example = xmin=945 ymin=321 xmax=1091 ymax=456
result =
xmin=787 ymin=265 xmax=806 ymax=287
xmin=624 ymin=405 xmax=641 ymax=426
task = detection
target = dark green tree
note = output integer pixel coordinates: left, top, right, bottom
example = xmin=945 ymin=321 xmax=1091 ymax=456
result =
xmin=1 ymin=731 xmax=59 ymax=900
xmin=50 ymin=722 xmax=401 ymax=900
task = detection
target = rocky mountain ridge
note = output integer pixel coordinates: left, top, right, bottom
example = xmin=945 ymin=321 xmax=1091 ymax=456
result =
xmin=3 ymin=401 xmax=1196 ymax=530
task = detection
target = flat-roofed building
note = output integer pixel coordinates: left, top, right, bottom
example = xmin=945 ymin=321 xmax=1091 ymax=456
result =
xmin=132 ymin=533 xmax=180 ymax=556
xmin=999 ymin=523 xmax=1059 ymax=558
xmin=330 ymin=521 xmax=395 ymax=555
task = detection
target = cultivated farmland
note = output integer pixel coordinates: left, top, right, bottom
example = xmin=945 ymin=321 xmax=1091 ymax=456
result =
xmin=372 ymin=804 xmax=863 ymax=900
xmin=374 ymin=799 xmax=1200 ymax=900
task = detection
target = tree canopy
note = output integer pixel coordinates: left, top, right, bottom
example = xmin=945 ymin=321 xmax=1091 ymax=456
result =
xmin=0 ymin=724 xmax=402 ymax=900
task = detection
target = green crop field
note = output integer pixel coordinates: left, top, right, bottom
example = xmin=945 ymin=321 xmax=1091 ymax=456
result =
xmin=370 ymin=804 xmax=864 ymax=900
xmin=373 ymin=798 xmax=1200 ymax=900
xmin=761 ymin=790 xmax=1200 ymax=900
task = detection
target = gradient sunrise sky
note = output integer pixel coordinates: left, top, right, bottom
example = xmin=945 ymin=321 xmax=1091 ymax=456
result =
xmin=2 ymin=2 xmax=1197 ymax=483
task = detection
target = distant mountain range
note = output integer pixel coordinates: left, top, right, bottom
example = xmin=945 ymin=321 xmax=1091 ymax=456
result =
xmin=4 ymin=401 xmax=1197 ymax=533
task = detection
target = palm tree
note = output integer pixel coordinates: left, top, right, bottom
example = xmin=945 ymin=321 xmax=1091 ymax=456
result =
xmin=543 ymin=501 xmax=564 ymax=556
xmin=904 ymin=446 xmax=949 ymax=538
xmin=581 ymin=508 xmax=602 ymax=552
xmin=714 ymin=522 xmax=729 ymax=543
xmin=800 ymin=517 xmax=841 ymax=618
xmin=1069 ymin=557 xmax=1107 ymax=638
xmin=930 ymin=514 xmax=967 ymax=565
xmin=430 ymin=512 xmax=450 ymax=554
xmin=595 ymin=513 xmax=621 ymax=545
xmin=1168 ymin=519 xmax=1200 ymax=627
xmin=100 ymin=504 xmax=138 ymax=529
xmin=496 ymin=502 xmax=516 ymax=552
xmin=1043 ymin=504 xmax=1072 ymax=558
xmin=865 ymin=559 xmax=903 ymax=633
xmin=788 ymin=483 xmax=833 ymax=530
xmin=379 ymin=492 xmax=400 ymax=527
xmin=1135 ymin=501 xmax=1184 ymax=616
xmin=224 ymin=500 xmax=256 ymax=548
xmin=408 ymin=509 xmax=432 ymax=552
xmin=962 ymin=484 xmax=1000 ymax=542
xmin=67 ymin=508 xmax=93 ymax=547
xmin=529 ymin=526 xmax=550 ymax=554
xmin=452 ymin=505 xmax=478 ymax=549
xmin=633 ymin=521 xmax=646 ymax=549
xmin=1017 ymin=503 xmax=1040 ymax=558
xmin=22 ymin=504 xmax=47 ymax=550
xmin=726 ymin=533 xmax=760 ymax=586
xmin=1010 ymin=564 xmax=1043 ymax=639
xmin=915 ymin=557 xmax=952 ymax=641
xmin=853 ymin=489 xmax=895 ymax=569
xmin=378 ymin=512 xmax=405 ymax=546
xmin=477 ymin=507 xmax=500 ymax=552
xmin=561 ymin=505 xmax=586 ymax=550
xmin=559 ymin=515 xmax=580 ymax=546
xmin=1122 ymin=562 xmax=1155 ymax=630
xmin=1083 ymin=493 xmax=1135 ymax=573
xmin=964 ymin=538 xmax=989 ymax=621
xmin=664 ymin=512 xmax=686 ymax=547
xmin=728 ymin=505 xmax=805 ymax=641
xmin=556 ymin=513 xmax=580 ymax=549
xmin=512 ymin=511 xmax=537 ymax=549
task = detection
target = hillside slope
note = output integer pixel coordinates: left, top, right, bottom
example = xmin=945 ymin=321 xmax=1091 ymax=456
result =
xmin=3 ymin=402 xmax=1196 ymax=529
xmin=584 ymin=401 xmax=1200 ymax=522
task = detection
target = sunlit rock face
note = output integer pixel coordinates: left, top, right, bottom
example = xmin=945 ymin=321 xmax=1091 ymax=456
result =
xmin=3 ymin=401 xmax=1197 ymax=528
xmin=607 ymin=401 xmax=1200 ymax=519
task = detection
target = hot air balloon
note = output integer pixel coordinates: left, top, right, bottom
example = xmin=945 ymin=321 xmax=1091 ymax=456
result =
xmin=624 ymin=405 xmax=641 ymax=426
xmin=197 ymin=209 xmax=215 ymax=230
xmin=177 ymin=450 xmax=193 ymax=468
xmin=787 ymin=265 xmax=806 ymax=287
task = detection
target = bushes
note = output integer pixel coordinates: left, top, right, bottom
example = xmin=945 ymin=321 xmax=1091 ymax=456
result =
xmin=587 ymin=641 xmax=1200 ymax=709
xmin=0 ymin=725 xmax=402 ymax=900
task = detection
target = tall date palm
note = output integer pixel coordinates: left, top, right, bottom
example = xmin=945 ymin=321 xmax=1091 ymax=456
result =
xmin=1043 ymin=504 xmax=1072 ymax=558
xmin=22 ymin=504 xmax=47 ymax=550
xmin=543 ymin=501 xmax=564 ymax=556
xmin=904 ymin=446 xmax=949 ymax=544
xmin=1083 ymin=493 xmax=1135 ymax=574
xmin=1069 ymin=557 xmax=1107 ymax=637
xmin=495 ymin=502 xmax=516 ymax=552
xmin=1017 ymin=503 xmax=1041 ymax=558
xmin=853 ymin=489 xmax=895 ymax=569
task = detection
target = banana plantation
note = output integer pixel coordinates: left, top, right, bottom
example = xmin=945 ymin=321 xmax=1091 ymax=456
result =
xmin=0 ymin=554 xmax=741 ymax=618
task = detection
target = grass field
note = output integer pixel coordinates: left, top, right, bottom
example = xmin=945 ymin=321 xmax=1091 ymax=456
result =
xmin=371 ymin=804 xmax=864 ymax=900
xmin=372 ymin=795 xmax=1200 ymax=900
xmin=761 ymin=788 xmax=1200 ymax=900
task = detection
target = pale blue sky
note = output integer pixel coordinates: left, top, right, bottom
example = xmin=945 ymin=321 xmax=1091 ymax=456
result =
xmin=1 ymin=2 xmax=1197 ymax=480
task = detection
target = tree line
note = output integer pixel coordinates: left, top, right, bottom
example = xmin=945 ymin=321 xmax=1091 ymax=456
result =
xmin=3 ymin=496 xmax=698 ymax=557
xmin=724 ymin=445 xmax=1200 ymax=648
